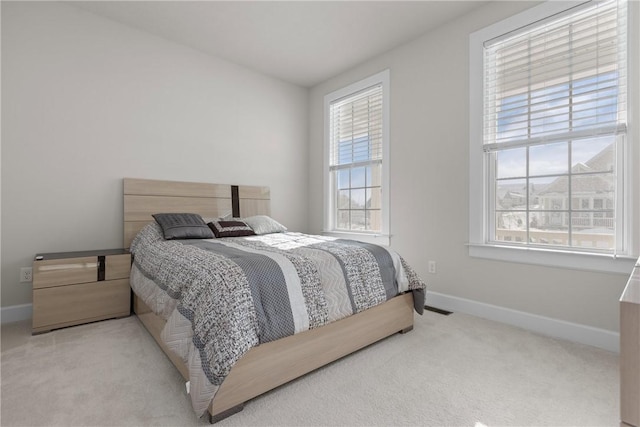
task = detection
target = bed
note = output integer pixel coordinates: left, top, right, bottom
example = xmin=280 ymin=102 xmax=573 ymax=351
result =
xmin=123 ymin=177 xmax=425 ymax=422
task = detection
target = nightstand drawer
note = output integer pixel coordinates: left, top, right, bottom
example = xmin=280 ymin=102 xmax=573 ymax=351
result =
xmin=32 ymin=278 xmax=130 ymax=332
xmin=33 ymin=256 xmax=98 ymax=289
xmin=106 ymin=254 xmax=131 ymax=280
xmin=32 ymin=249 xmax=131 ymax=334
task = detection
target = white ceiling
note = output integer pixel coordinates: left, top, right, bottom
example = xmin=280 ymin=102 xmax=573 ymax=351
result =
xmin=70 ymin=1 xmax=487 ymax=88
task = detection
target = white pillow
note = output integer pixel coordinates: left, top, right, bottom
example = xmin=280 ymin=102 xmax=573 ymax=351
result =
xmin=243 ymin=215 xmax=287 ymax=235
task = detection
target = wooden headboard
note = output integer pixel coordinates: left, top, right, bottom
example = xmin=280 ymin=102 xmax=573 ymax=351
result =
xmin=123 ymin=178 xmax=271 ymax=248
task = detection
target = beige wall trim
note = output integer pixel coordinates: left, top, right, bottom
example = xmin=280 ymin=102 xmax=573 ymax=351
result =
xmin=0 ymin=303 xmax=33 ymax=324
xmin=4 ymin=279 xmax=618 ymax=351
xmin=426 ymin=291 xmax=620 ymax=352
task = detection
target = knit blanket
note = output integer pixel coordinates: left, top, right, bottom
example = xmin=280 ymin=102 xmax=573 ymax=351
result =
xmin=130 ymin=223 xmax=425 ymax=415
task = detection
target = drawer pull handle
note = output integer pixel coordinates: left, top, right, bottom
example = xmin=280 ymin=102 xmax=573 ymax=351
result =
xmin=39 ymin=263 xmax=98 ymax=271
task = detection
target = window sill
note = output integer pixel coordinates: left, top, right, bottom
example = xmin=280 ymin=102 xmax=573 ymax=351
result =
xmin=322 ymin=231 xmax=390 ymax=246
xmin=468 ymin=243 xmax=636 ymax=275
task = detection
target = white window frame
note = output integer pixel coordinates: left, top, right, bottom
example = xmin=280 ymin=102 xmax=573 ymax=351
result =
xmin=469 ymin=0 xmax=638 ymax=274
xmin=323 ymin=70 xmax=390 ymax=246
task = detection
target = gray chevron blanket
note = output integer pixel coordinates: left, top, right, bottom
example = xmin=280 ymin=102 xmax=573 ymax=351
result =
xmin=130 ymin=223 xmax=425 ymax=415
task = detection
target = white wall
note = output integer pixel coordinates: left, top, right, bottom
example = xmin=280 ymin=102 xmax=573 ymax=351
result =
xmin=1 ymin=2 xmax=309 ymax=308
xmin=309 ymin=1 xmax=639 ymax=333
xmin=3 ymin=0 xmax=637 ymax=334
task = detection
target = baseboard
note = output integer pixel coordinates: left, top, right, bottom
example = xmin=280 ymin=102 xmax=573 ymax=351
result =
xmin=1 ymin=303 xmax=32 ymax=324
xmin=1 ymin=296 xmax=620 ymax=352
xmin=426 ymin=291 xmax=620 ymax=353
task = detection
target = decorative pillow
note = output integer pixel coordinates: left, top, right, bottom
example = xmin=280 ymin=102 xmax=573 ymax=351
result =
xmin=152 ymin=213 xmax=214 ymax=240
xmin=207 ymin=220 xmax=256 ymax=238
xmin=242 ymin=215 xmax=287 ymax=235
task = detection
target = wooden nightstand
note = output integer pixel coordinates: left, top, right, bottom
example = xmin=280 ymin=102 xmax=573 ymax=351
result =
xmin=32 ymin=249 xmax=131 ymax=334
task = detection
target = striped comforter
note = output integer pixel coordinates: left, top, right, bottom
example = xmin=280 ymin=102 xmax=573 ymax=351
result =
xmin=130 ymin=223 xmax=425 ymax=415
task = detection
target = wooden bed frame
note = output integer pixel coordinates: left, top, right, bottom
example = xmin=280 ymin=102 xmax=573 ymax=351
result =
xmin=123 ymin=177 xmax=415 ymax=422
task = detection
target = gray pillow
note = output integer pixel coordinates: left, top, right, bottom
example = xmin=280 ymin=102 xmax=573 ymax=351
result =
xmin=243 ymin=215 xmax=287 ymax=235
xmin=152 ymin=213 xmax=214 ymax=240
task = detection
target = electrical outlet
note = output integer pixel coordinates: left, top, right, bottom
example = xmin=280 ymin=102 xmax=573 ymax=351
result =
xmin=428 ymin=260 xmax=437 ymax=274
xmin=20 ymin=267 xmax=33 ymax=283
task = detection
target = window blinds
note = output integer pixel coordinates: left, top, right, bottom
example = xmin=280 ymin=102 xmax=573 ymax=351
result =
xmin=483 ymin=0 xmax=627 ymax=151
xmin=329 ymin=85 xmax=383 ymax=168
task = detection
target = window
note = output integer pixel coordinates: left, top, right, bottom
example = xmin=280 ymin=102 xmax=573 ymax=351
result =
xmin=470 ymin=0 xmax=636 ymax=272
xmin=324 ymin=71 xmax=389 ymax=243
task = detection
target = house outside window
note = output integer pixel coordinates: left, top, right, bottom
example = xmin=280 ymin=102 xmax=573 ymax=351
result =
xmin=469 ymin=0 xmax=637 ymax=273
xmin=324 ymin=70 xmax=390 ymax=245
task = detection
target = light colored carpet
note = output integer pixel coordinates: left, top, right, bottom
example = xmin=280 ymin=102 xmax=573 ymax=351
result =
xmin=1 ymin=310 xmax=618 ymax=426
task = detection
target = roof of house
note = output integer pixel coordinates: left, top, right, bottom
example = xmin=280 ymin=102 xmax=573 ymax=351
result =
xmin=539 ymin=143 xmax=614 ymax=196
